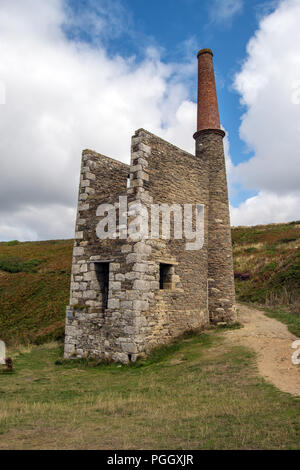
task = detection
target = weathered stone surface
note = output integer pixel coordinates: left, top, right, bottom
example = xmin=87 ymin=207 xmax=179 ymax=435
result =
xmin=0 ymin=340 xmax=5 ymax=365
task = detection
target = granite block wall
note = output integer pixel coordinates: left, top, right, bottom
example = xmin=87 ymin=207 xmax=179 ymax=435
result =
xmin=64 ymin=128 xmax=235 ymax=363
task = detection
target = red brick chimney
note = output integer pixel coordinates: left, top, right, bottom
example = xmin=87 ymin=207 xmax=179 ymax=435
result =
xmin=194 ymin=48 xmax=221 ymax=135
xmin=193 ymin=48 xmax=235 ymax=325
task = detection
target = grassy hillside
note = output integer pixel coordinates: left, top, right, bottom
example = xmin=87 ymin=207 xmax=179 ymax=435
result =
xmin=232 ymin=221 xmax=300 ymax=308
xmin=0 ymin=220 xmax=299 ymax=345
xmin=0 ymin=239 xmax=72 ymax=345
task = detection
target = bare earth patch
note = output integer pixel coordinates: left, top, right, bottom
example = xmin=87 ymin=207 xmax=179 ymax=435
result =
xmin=223 ymin=303 xmax=300 ymax=396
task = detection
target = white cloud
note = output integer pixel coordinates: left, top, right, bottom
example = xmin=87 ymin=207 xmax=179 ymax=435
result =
xmin=0 ymin=0 xmax=196 ymax=241
xmin=0 ymin=205 xmax=76 ymax=242
xmin=209 ymin=0 xmax=243 ymax=24
xmin=231 ymin=0 xmax=300 ymax=225
xmin=230 ymin=191 xmax=300 ymax=226
xmin=223 ymin=130 xmax=237 ymax=197
xmin=63 ymin=0 xmax=132 ymax=45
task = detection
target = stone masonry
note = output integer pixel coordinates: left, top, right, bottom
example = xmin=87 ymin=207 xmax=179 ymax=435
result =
xmin=64 ymin=49 xmax=236 ymax=363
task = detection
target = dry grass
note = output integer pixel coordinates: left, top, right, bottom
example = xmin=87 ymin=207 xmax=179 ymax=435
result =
xmin=233 ymin=242 xmax=266 ymax=256
xmin=0 ymin=332 xmax=299 ymax=450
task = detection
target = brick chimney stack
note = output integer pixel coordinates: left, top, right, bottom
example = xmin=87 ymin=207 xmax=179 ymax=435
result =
xmin=194 ymin=48 xmax=236 ymax=325
xmin=195 ymin=48 xmax=221 ymax=136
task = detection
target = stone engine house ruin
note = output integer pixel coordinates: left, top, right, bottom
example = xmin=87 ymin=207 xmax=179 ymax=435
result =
xmin=64 ymin=49 xmax=236 ymax=363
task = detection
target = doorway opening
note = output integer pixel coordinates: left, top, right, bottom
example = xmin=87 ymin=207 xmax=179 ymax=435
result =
xmin=159 ymin=263 xmax=173 ymax=290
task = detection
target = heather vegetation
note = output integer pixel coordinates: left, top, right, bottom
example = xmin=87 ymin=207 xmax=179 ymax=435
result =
xmin=232 ymin=221 xmax=300 ymax=311
xmin=0 ymin=239 xmax=72 ymax=345
xmin=0 ymin=221 xmax=299 ymax=345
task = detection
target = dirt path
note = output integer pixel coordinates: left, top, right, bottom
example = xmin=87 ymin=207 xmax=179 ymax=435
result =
xmin=222 ymin=303 xmax=300 ymax=396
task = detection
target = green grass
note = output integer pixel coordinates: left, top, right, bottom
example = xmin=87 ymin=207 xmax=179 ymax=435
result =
xmin=0 ymin=331 xmax=299 ymax=449
xmin=0 ymin=227 xmax=299 ymax=449
xmin=263 ymin=307 xmax=300 ymax=337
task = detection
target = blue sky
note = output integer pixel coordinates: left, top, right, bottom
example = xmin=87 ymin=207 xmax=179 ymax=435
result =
xmin=0 ymin=0 xmax=299 ymax=240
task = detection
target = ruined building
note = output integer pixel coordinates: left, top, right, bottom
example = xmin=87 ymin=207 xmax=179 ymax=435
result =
xmin=64 ymin=49 xmax=236 ymax=363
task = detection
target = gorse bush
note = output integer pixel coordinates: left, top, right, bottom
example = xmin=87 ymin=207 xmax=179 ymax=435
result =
xmin=279 ymin=238 xmax=297 ymax=244
xmin=0 ymin=257 xmax=44 ymax=273
xmin=2 ymin=240 xmax=20 ymax=246
xmin=272 ymin=260 xmax=300 ymax=287
xmin=260 ymin=261 xmax=277 ymax=274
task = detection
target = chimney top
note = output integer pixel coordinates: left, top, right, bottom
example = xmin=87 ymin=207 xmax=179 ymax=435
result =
xmin=197 ymin=48 xmax=213 ymax=58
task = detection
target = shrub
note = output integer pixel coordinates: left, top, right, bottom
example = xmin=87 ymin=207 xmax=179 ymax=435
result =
xmin=279 ymin=238 xmax=297 ymax=244
xmin=0 ymin=257 xmax=44 ymax=273
xmin=261 ymin=262 xmax=277 ymax=274
xmin=274 ymin=260 xmax=300 ymax=286
xmin=244 ymin=247 xmax=257 ymax=253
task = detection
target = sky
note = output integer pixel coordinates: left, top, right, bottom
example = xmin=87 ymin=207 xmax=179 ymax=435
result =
xmin=0 ymin=0 xmax=299 ymax=241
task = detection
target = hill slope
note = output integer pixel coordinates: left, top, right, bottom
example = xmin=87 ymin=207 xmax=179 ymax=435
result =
xmin=0 ymin=239 xmax=72 ymax=344
xmin=0 ymin=221 xmax=299 ymax=345
xmin=232 ymin=221 xmax=300 ymax=306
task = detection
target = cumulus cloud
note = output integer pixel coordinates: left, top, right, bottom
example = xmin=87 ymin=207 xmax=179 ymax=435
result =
xmin=230 ymin=191 xmax=300 ymax=226
xmin=231 ymin=0 xmax=300 ymax=225
xmin=63 ymin=0 xmax=133 ymax=45
xmin=0 ymin=0 xmax=196 ymax=241
xmin=209 ymin=0 xmax=244 ymax=25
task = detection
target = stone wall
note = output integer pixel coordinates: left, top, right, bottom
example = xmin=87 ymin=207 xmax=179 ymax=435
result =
xmin=64 ymin=150 xmax=132 ymax=361
xmin=130 ymin=129 xmax=210 ymax=352
xmin=64 ymin=127 xmax=235 ymax=363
